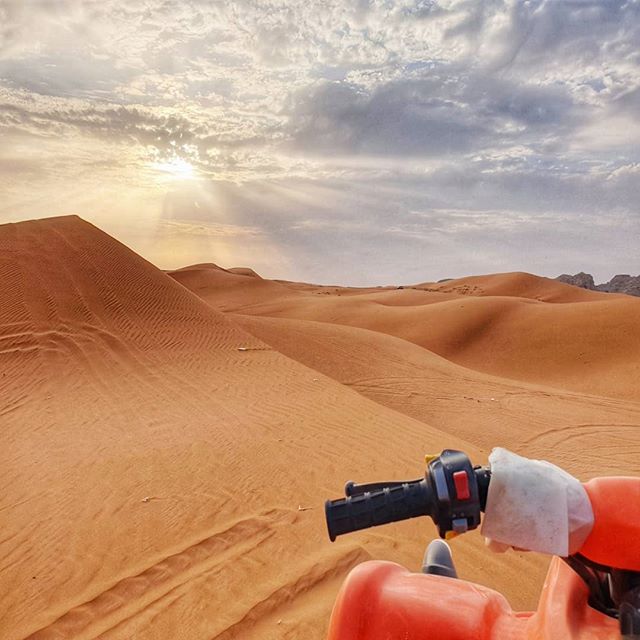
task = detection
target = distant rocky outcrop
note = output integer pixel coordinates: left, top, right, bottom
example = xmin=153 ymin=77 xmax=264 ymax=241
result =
xmin=556 ymin=273 xmax=640 ymax=297
xmin=557 ymin=272 xmax=596 ymax=290
xmin=599 ymin=274 xmax=640 ymax=296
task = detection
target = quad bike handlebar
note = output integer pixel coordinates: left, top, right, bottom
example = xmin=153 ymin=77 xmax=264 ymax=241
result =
xmin=325 ymin=449 xmax=490 ymax=541
xmin=324 ymin=448 xmax=640 ymax=638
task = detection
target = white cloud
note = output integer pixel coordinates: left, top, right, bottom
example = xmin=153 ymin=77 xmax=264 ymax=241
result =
xmin=160 ymin=219 xmax=262 ymax=238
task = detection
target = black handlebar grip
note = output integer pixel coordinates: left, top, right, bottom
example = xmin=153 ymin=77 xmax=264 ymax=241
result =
xmin=325 ymin=479 xmax=433 ymax=541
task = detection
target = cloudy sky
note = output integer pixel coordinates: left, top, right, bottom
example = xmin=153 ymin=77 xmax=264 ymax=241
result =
xmin=1 ymin=0 xmax=639 ymax=285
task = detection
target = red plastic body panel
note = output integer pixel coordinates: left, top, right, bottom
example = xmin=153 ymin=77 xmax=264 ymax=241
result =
xmin=581 ymin=477 xmax=640 ymax=571
xmin=327 ymin=558 xmax=618 ymax=640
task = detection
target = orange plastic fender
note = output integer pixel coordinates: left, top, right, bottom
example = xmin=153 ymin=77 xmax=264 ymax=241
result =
xmin=327 ymin=560 xmax=519 ymax=640
xmin=327 ymin=558 xmax=618 ymax=640
xmin=580 ymin=477 xmax=640 ymax=571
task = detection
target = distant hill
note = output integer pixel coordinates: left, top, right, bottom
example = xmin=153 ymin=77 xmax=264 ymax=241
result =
xmin=557 ymin=273 xmax=640 ymax=297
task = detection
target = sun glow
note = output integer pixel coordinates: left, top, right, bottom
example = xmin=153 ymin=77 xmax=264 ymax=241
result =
xmin=151 ymin=157 xmax=196 ymax=180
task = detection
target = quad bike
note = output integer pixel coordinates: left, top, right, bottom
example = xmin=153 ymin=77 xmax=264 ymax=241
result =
xmin=324 ymin=449 xmax=640 ymax=639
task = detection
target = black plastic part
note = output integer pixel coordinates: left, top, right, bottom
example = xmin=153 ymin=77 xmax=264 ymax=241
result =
xmin=325 ymin=479 xmax=433 ymax=542
xmin=474 ymin=465 xmax=491 ymax=511
xmin=563 ymin=555 xmax=618 ymax=618
xmin=620 ymin=587 xmax=640 ymax=638
xmin=422 ymin=539 xmax=458 ymax=578
xmin=325 ymin=449 xmax=491 ymax=542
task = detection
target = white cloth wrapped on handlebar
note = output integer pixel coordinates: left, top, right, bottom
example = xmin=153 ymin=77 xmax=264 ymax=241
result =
xmin=480 ymin=448 xmax=594 ymax=556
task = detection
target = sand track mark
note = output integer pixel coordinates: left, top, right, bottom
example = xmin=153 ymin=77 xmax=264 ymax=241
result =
xmin=524 ymin=423 xmax=640 ymax=447
xmin=24 ymin=510 xmax=295 ymax=640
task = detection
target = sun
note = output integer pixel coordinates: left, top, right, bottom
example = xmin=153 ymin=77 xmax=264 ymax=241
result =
xmin=151 ymin=156 xmax=196 ymax=180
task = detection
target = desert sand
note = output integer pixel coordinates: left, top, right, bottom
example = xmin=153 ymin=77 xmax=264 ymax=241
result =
xmin=2 ymin=216 xmax=640 ymax=640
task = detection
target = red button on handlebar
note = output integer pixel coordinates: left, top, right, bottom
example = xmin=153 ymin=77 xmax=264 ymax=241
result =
xmin=453 ymin=471 xmax=470 ymax=500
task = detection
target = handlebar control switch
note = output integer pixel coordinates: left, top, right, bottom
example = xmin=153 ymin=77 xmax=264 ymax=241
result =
xmin=427 ymin=450 xmax=485 ymax=539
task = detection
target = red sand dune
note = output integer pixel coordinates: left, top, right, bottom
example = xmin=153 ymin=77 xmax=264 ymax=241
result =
xmin=2 ymin=216 xmax=639 ymax=640
xmin=175 ymin=267 xmax=640 ymax=401
xmin=234 ymin=314 xmax=640 ymax=478
xmin=227 ymin=267 xmax=262 ymax=278
xmin=416 ymin=271 xmax=619 ymax=303
xmin=169 ymin=262 xmax=293 ymax=312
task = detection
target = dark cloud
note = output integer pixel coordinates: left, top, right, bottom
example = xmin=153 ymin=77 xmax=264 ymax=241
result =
xmin=612 ymin=85 xmax=640 ymax=115
xmin=0 ymin=93 xmax=273 ymax=176
xmin=446 ymin=0 xmax=640 ymax=71
xmin=0 ymin=98 xmax=200 ymax=146
xmin=288 ymin=66 xmax=579 ymax=157
xmin=289 ymin=78 xmax=479 ymax=156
